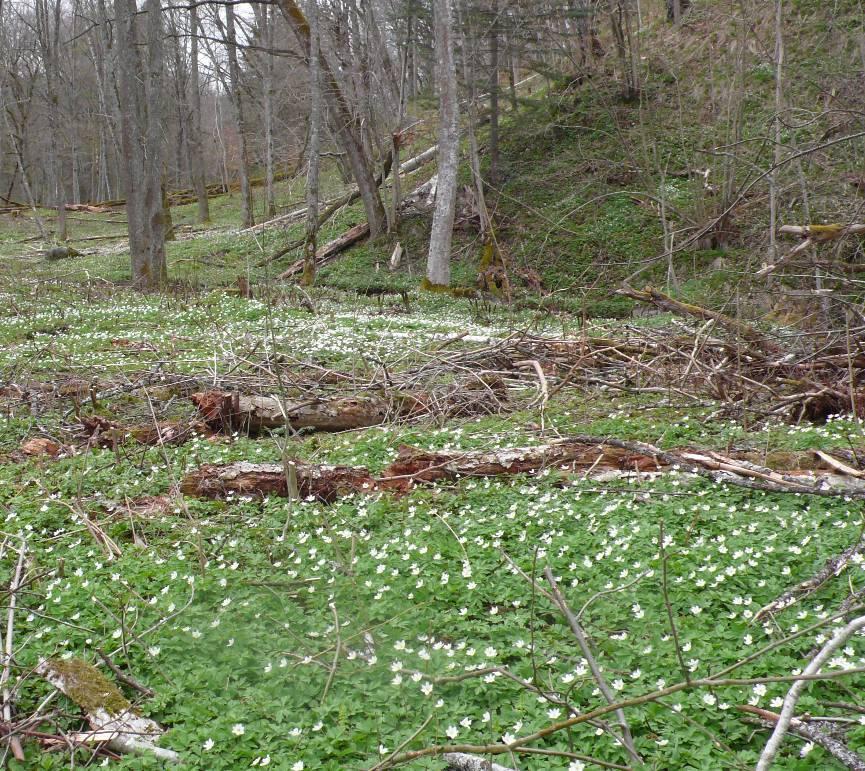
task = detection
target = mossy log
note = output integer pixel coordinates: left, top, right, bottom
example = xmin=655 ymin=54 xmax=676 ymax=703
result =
xmin=37 ymin=657 xmax=178 ymax=764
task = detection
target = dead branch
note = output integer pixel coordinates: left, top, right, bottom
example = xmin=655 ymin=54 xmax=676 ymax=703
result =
xmin=442 ymin=754 xmax=517 ymax=771
xmin=757 ymin=615 xmax=865 ymax=770
xmin=740 ymin=705 xmax=865 ymax=771
xmin=37 ymin=657 xmax=179 ymax=764
xmin=0 ymin=544 xmax=26 ymax=761
xmin=754 ymin=535 xmax=865 ymax=622
xmin=617 ymin=286 xmax=782 ymax=354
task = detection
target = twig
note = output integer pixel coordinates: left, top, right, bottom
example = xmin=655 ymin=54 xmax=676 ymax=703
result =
xmin=757 ymin=614 xmax=865 ymax=770
xmin=321 ymin=602 xmax=341 ymax=704
xmin=0 ymin=544 xmax=26 ymax=761
xmin=94 ymin=648 xmax=155 ymax=698
xmin=659 ymin=522 xmax=690 ymax=685
xmin=542 ymin=566 xmax=642 ymax=766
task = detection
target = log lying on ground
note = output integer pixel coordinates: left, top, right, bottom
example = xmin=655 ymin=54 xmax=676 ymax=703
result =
xmin=179 ymin=460 xmax=401 ymax=502
xmin=191 ymin=390 xmax=389 ymax=433
xmin=180 ymin=437 xmax=865 ymax=502
xmin=37 ymin=658 xmax=178 ymax=764
xmin=383 ymin=440 xmax=662 ymax=482
xmin=617 ymin=286 xmax=782 ymax=355
xmin=278 ymin=222 xmax=371 ymax=280
xmin=190 ymin=384 xmax=507 ymax=435
xmin=80 ymin=415 xmax=209 ymax=447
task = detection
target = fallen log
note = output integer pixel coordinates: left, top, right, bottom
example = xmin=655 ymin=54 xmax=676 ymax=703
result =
xmin=617 ymin=286 xmax=782 ymax=355
xmin=191 ymin=390 xmax=389 ymax=434
xmin=37 ymin=658 xmax=178 ymax=764
xmin=278 ymin=222 xmax=371 ymax=280
xmin=382 ymin=441 xmax=660 ymax=482
xmin=179 ymin=460 xmax=397 ymax=502
xmin=180 ymin=436 xmax=865 ymax=503
xmin=80 ymin=415 xmax=209 ymax=447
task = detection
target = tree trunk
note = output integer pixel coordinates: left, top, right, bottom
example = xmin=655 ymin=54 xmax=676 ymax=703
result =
xmin=488 ymin=0 xmax=500 ymax=186
xmin=189 ymin=5 xmax=210 ymax=223
xmin=35 ymin=0 xmax=68 ymax=241
xmin=276 ymin=0 xmax=387 ymax=238
xmin=114 ymin=0 xmax=167 ymax=288
xmin=426 ymin=0 xmax=459 ymax=288
xmin=224 ymin=3 xmax=254 ymax=228
xmin=303 ymin=0 xmax=322 ymax=285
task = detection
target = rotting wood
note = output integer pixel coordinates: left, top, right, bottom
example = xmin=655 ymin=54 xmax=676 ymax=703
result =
xmin=278 ymin=222 xmax=371 ymax=280
xmin=191 ymin=390 xmax=389 ymax=434
xmin=180 ymin=437 xmax=865 ymax=503
xmin=80 ymin=415 xmax=209 ymax=448
xmin=37 ymin=657 xmax=178 ymax=764
xmin=179 ymin=460 xmax=397 ymax=502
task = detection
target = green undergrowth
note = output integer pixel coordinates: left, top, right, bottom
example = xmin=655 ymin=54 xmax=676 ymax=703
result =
xmin=1 ymin=272 xmax=865 ymax=769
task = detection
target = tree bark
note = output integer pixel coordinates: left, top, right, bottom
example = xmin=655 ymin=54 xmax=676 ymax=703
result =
xmin=303 ymin=0 xmax=322 ymax=285
xmin=223 ymin=3 xmax=254 ymax=228
xmin=188 ymin=5 xmax=210 ymax=223
xmin=488 ymin=0 xmax=500 ymax=186
xmin=276 ymin=0 xmax=387 ymax=238
xmin=426 ymin=0 xmax=459 ymax=287
xmin=114 ymin=0 xmax=167 ymax=288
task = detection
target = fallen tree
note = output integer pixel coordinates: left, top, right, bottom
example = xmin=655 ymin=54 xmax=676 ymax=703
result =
xmin=37 ymin=658 xmax=178 ymax=764
xmin=191 ymin=390 xmax=389 ymax=433
xmin=179 ymin=436 xmax=865 ymax=503
xmin=190 ymin=384 xmax=507 ymax=435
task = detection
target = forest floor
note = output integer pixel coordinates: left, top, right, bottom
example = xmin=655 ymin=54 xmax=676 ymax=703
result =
xmin=2 ymin=263 xmax=865 ymax=770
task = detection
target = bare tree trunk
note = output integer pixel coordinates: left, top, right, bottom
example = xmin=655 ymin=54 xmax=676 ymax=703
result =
xmin=277 ymin=0 xmax=387 ymax=238
xmin=488 ymin=0 xmax=500 ymax=186
xmin=264 ymin=11 xmax=276 ymax=218
xmin=768 ymin=0 xmax=783 ymax=265
xmin=303 ymin=0 xmax=322 ymax=286
xmin=426 ymin=0 xmax=459 ymax=288
xmin=114 ymin=0 xmax=167 ymax=287
xmin=36 ymin=0 xmax=68 ymax=240
xmin=224 ymin=3 xmax=254 ymax=228
xmin=189 ymin=5 xmax=210 ymax=223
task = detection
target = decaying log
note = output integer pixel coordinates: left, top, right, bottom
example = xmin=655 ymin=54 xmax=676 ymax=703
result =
xmin=37 ymin=658 xmax=178 ymax=764
xmin=382 ymin=441 xmax=661 ymax=483
xmin=80 ymin=416 xmax=208 ymax=448
xmin=617 ymin=286 xmax=782 ymax=355
xmin=180 ymin=434 xmax=865 ymax=503
xmin=179 ymin=460 xmax=397 ymax=502
xmin=191 ymin=390 xmax=389 ymax=434
xmin=278 ymin=222 xmax=371 ymax=280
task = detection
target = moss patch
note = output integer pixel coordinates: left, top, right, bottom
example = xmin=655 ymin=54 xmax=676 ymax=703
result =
xmin=45 ymin=657 xmax=131 ymax=715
